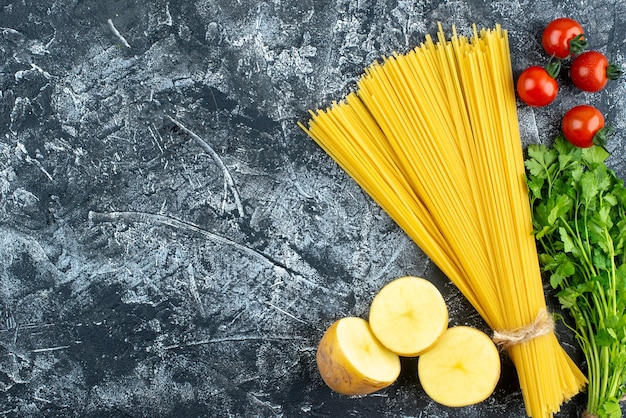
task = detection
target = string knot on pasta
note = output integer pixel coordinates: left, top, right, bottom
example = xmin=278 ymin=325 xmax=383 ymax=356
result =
xmin=492 ymin=308 xmax=555 ymax=350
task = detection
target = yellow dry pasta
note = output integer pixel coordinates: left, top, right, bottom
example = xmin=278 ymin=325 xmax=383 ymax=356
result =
xmin=299 ymin=24 xmax=586 ymax=418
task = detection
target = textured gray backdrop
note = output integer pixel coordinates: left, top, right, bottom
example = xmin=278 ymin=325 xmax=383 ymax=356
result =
xmin=1 ymin=1 xmax=625 ymax=417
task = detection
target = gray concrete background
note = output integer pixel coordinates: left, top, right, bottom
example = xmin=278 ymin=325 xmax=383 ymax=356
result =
xmin=1 ymin=1 xmax=625 ymax=417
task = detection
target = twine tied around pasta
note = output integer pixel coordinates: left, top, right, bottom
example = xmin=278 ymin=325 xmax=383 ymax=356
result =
xmin=492 ymin=308 xmax=555 ymax=350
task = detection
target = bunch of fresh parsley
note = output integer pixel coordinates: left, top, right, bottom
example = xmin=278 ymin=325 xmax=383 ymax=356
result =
xmin=525 ymin=136 xmax=626 ymax=418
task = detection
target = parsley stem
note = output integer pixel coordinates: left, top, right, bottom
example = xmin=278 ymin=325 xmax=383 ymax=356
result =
xmin=560 ymin=215 xmax=596 ymax=278
xmin=582 ymin=306 xmax=600 ymax=414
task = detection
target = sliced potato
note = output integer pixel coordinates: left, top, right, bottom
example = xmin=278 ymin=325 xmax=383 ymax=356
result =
xmin=369 ymin=276 xmax=448 ymax=356
xmin=316 ymin=316 xmax=401 ymax=395
xmin=418 ymin=326 xmax=501 ymax=407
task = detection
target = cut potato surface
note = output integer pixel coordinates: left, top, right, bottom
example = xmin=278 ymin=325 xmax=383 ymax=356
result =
xmin=369 ymin=276 xmax=448 ymax=357
xmin=418 ymin=326 xmax=501 ymax=407
xmin=316 ymin=317 xmax=401 ymax=395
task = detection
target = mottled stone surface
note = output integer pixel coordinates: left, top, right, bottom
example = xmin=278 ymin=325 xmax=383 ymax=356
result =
xmin=1 ymin=1 xmax=625 ymax=417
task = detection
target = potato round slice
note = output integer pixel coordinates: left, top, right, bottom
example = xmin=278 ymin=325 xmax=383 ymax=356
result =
xmin=418 ymin=326 xmax=501 ymax=407
xmin=316 ymin=317 xmax=401 ymax=395
xmin=369 ymin=276 xmax=448 ymax=356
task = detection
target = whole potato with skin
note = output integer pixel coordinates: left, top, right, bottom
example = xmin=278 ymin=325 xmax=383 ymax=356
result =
xmin=316 ymin=317 xmax=400 ymax=395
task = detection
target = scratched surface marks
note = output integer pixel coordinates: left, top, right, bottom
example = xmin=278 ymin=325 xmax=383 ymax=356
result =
xmin=1 ymin=0 xmax=625 ymax=417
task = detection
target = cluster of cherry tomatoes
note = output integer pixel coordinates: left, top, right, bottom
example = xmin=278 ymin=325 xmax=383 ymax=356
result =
xmin=516 ymin=18 xmax=622 ymax=148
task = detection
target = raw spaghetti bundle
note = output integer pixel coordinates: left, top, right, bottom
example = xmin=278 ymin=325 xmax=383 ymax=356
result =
xmin=299 ymin=24 xmax=586 ymax=418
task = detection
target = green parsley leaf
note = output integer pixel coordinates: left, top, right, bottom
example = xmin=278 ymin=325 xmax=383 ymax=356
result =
xmin=558 ymin=227 xmax=577 ymax=254
xmin=582 ymin=144 xmax=610 ymax=166
xmin=548 ymin=195 xmax=573 ymax=225
xmin=598 ymin=398 xmax=622 ymax=418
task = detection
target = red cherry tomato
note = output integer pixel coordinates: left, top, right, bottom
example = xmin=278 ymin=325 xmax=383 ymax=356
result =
xmin=561 ymin=105 xmax=604 ymax=148
xmin=542 ymin=18 xmax=586 ymax=59
xmin=516 ymin=66 xmax=558 ymax=107
xmin=570 ymin=51 xmax=622 ymax=92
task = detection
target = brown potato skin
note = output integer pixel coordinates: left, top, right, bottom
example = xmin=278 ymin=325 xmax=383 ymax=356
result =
xmin=316 ymin=319 xmax=394 ymax=396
